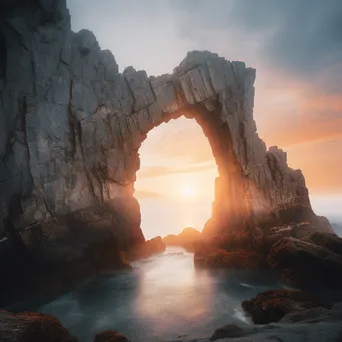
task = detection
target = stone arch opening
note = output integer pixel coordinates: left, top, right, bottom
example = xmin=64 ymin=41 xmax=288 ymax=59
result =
xmin=130 ymin=101 xmax=252 ymax=238
xmin=135 ymin=116 xmax=218 ymax=239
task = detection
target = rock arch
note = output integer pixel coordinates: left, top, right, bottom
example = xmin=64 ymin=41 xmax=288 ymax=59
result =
xmin=0 ymin=0 xmax=335 ymax=304
xmin=0 ymin=0 xmax=327 ymax=246
xmin=115 ymin=53 xmax=314 ymax=236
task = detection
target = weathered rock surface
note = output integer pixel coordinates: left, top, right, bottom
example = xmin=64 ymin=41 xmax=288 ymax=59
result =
xmin=198 ymin=249 xmax=267 ymax=269
xmin=268 ymin=237 xmax=342 ymax=289
xmin=0 ymin=311 xmax=77 ymax=342
xmin=242 ymin=290 xmax=327 ymax=324
xmin=193 ymin=230 xmax=267 ymax=268
xmin=163 ymin=227 xmax=201 ymax=251
xmin=0 ymin=0 xmax=333 ymax=303
xmin=0 ymin=0 xmax=328 ymax=237
xmin=303 ymin=231 xmax=342 ymax=255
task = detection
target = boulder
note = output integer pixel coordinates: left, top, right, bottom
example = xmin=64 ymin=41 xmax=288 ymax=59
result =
xmin=0 ymin=311 xmax=77 ymax=342
xmin=303 ymin=232 xmax=342 ymax=255
xmin=200 ymin=249 xmax=267 ymax=269
xmin=242 ymin=289 xmax=327 ymax=324
xmin=268 ymin=237 xmax=342 ymax=289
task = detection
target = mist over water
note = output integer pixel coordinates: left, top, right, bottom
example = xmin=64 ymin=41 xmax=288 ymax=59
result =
xmin=35 ymin=248 xmax=283 ymax=342
xmin=138 ymin=198 xmax=212 ymax=239
xmin=310 ymin=196 xmax=342 ymax=235
xmin=139 ymin=196 xmax=342 ymax=239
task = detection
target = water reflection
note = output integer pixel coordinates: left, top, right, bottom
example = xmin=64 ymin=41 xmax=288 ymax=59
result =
xmin=36 ymin=247 xmax=283 ymax=342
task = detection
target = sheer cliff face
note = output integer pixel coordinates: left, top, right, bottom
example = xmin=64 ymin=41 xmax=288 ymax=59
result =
xmin=0 ymin=0 xmax=320 ymax=238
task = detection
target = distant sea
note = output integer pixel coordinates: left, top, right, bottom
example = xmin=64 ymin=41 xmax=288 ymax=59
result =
xmin=138 ymin=196 xmax=342 ymax=239
xmin=138 ymin=198 xmax=212 ymax=239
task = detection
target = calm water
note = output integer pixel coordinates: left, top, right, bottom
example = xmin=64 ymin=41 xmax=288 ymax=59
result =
xmin=36 ymin=247 xmax=283 ymax=342
xmin=19 ymin=196 xmax=342 ymax=341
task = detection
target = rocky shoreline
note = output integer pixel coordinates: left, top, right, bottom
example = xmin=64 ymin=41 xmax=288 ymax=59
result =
xmin=2 ymin=226 xmax=342 ymax=341
xmin=192 ymin=223 xmax=342 ymax=292
xmin=1 ymin=1 xmax=342 ymax=341
xmin=2 ymin=289 xmax=342 ymax=342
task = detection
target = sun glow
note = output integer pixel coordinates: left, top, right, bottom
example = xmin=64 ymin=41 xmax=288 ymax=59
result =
xmin=179 ymin=183 xmax=198 ymax=199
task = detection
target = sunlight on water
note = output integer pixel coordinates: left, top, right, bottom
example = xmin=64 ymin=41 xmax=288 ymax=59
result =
xmin=36 ymin=247 xmax=284 ymax=342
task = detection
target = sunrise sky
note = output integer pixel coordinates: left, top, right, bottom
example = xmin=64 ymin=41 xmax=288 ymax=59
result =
xmin=67 ymin=0 xmax=342 ymax=219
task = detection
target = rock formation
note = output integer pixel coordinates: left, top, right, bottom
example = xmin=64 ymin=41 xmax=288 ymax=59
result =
xmin=0 ymin=0 xmax=333 ymax=301
xmin=0 ymin=311 xmax=77 ymax=342
xmin=163 ymin=227 xmax=201 ymax=250
xmin=125 ymin=236 xmax=166 ymax=260
xmin=242 ymin=290 xmax=328 ymax=324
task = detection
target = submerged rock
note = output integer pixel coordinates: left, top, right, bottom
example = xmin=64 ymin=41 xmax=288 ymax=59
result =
xmin=242 ymin=289 xmax=327 ymax=324
xmin=0 ymin=311 xmax=77 ymax=342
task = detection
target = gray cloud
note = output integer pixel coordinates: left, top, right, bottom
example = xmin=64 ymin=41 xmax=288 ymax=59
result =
xmin=171 ymin=0 xmax=342 ymax=88
xmin=67 ymin=0 xmax=342 ymax=83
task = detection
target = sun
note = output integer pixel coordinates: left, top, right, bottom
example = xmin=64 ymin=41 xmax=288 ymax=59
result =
xmin=179 ymin=183 xmax=197 ymax=198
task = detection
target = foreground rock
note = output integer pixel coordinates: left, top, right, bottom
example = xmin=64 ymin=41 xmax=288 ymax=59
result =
xmin=163 ymin=227 xmax=201 ymax=251
xmin=0 ymin=311 xmax=77 ymax=342
xmin=242 ymin=290 xmax=327 ymax=324
xmin=172 ymin=303 xmax=342 ymax=342
xmin=268 ymin=237 xmax=342 ymax=289
xmin=303 ymin=232 xmax=342 ymax=255
xmin=193 ymin=224 xmax=342 ymax=293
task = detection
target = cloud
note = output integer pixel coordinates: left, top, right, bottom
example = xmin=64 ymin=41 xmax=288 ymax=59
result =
xmin=170 ymin=0 xmax=342 ymax=80
xmin=257 ymin=88 xmax=342 ymax=147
